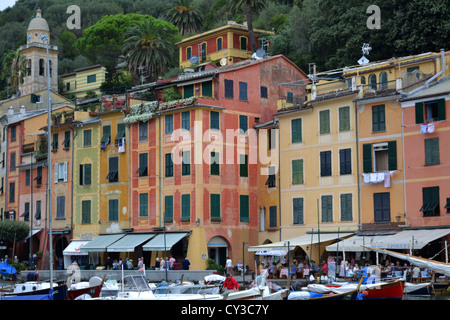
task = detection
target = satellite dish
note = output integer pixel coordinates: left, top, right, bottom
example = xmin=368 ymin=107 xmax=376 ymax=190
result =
xmin=189 ymin=55 xmax=199 ymax=64
xmin=220 ymin=57 xmax=227 ymax=66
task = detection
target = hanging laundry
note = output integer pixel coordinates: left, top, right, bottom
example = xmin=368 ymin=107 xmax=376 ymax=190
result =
xmin=384 ymin=171 xmax=391 ymax=187
xmin=420 ymin=123 xmax=428 ymax=134
xmin=427 ymin=123 xmax=435 ymax=133
xmin=362 ymin=173 xmax=370 ymax=183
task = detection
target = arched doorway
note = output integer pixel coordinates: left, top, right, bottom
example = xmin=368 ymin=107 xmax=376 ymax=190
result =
xmin=207 ymin=236 xmax=229 ymax=267
xmin=54 ymin=236 xmax=68 ymax=270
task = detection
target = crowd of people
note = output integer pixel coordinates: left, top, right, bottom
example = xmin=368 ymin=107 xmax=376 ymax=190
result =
xmin=103 ymin=255 xmax=191 ymax=271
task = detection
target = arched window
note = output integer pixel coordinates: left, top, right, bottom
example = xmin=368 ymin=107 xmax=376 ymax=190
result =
xmin=369 ymin=74 xmax=377 ymax=90
xmin=379 ymin=72 xmax=388 ymax=90
xmin=360 ymin=76 xmax=366 ymax=85
xmin=217 ymin=37 xmax=222 ymax=51
xmin=39 ymin=59 xmax=44 ymax=76
xmin=186 ymin=47 xmax=191 ymax=60
xmin=27 ymin=59 xmax=31 ymax=76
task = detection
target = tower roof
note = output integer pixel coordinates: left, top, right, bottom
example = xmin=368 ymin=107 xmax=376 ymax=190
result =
xmin=27 ymin=9 xmax=49 ymax=32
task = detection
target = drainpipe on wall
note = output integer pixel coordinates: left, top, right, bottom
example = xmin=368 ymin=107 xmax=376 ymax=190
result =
xmin=425 ymin=49 xmax=445 ymax=87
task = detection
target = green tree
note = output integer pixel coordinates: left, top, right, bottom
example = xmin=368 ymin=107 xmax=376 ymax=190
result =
xmin=0 ymin=220 xmax=30 ymax=243
xmin=229 ymin=0 xmax=268 ymax=53
xmin=164 ymin=0 xmax=203 ymax=36
xmin=1 ymin=48 xmax=26 ymax=96
xmin=122 ymin=19 xmax=180 ymax=84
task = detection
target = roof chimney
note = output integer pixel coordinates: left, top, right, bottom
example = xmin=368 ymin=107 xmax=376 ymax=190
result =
xmin=20 ymin=105 xmax=26 ymax=114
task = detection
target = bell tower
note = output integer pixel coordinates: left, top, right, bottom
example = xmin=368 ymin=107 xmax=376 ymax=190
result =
xmin=19 ymin=9 xmax=58 ymax=96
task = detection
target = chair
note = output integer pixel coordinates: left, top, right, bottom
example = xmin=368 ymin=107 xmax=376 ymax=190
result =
xmin=420 ymin=271 xmax=430 ymax=283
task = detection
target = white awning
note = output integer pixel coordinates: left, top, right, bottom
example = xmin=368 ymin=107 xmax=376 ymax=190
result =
xmin=107 ymin=233 xmax=155 ymax=252
xmin=326 ymin=235 xmax=390 ymax=252
xmin=63 ymin=240 xmax=89 ymax=256
xmin=248 ymin=233 xmax=353 ymax=252
xmin=375 ymin=228 xmax=450 ymax=250
xmin=80 ymin=234 xmax=125 ymax=252
xmin=142 ymin=232 xmax=189 ymax=251
xmin=255 ymin=250 xmax=287 ymax=256
xmin=25 ymin=228 xmax=42 ymax=240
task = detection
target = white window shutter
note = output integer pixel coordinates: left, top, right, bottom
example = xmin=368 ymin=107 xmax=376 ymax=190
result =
xmin=54 ymin=163 xmax=58 ymax=183
xmin=64 ymin=162 xmax=68 ymax=182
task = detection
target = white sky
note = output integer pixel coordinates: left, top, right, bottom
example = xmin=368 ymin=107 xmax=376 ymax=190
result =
xmin=0 ymin=0 xmax=18 ymax=11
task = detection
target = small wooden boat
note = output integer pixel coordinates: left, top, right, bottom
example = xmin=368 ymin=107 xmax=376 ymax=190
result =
xmin=65 ymin=275 xmax=105 ymax=300
xmin=0 ymin=281 xmax=67 ymax=300
xmin=360 ymin=278 xmax=405 ymax=300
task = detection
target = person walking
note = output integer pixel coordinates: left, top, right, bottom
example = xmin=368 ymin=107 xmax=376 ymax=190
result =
xmin=182 ymin=257 xmax=190 ymax=270
xmin=225 ymin=257 xmax=233 ymax=275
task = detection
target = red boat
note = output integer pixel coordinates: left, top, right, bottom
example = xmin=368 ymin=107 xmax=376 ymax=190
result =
xmin=65 ymin=276 xmax=105 ymax=300
xmin=360 ymin=278 xmax=405 ymax=300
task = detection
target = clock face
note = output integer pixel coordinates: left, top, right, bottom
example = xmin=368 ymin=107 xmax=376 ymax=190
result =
xmin=40 ymin=33 xmax=48 ymax=42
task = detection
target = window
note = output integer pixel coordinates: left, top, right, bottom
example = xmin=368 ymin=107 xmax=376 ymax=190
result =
xmin=184 ymin=84 xmax=194 ymax=98
xmin=100 ymin=125 xmax=111 ymax=146
xmin=239 ymin=115 xmax=248 ymax=133
xmin=269 ymin=206 xmax=277 ymax=228
xmin=445 ymin=198 xmax=450 ymax=214
xmin=52 ymin=133 xmax=58 ymax=151
xmin=23 ymin=202 xmax=30 ymax=221
xmin=87 ymin=74 xmax=96 ymax=83
xmin=339 ymin=106 xmax=350 ymax=131
xmin=210 ymin=194 xmax=220 ymax=221
xmin=425 ymin=138 xmax=439 ymax=165
xmin=165 ymin=153 xmax=173 ymax=177
xmin=321 ymin=195 xmax=333 ymax=222
xmin=10 ymin=152 xmax=15 ymax=171
xmin=186 ymin=47 xmax=192 ymax=60
xmin=374 ymin=192 xmax=390 ymax=222
xmin=340 ymin=193 xmax=352 ymax=221
xmin=339 ymin=148 xmax=352 ymax=175
xmin=182 ymin=151 xmax=190 ymax=175
xmin=9 ymin=182 xmax=14 ymax=202
xmin=62 ymin=131 xmax=70 ymax=149
xmin=137 ymin=153 xmax=148 ymax=177
xmin=211 ymin=152 xmax=220 ymax=175
xmin=25 ymin=169 xmax=30 ymax=186
xmin=239 ymin=154 xmax=248 ymax=177
xmin=319 ymin=110 xmax=330 ymax=134
xmin=182 ymin=111 xmax=190 ymax=131
xmin=66 ymin=82 xmax=70 ymax=91
xmin=202 ymin=81 xmax=212 ymax=97
xmin=369 ymin=74 xmax=377 ymax=90
xmin=240 ymin=195 xmax=249 ymax=221
xmin=108 ymin=199 xmax=118 ymax=221
xmin=56 ymin=196 xmax=65 ymax=219
xmin=266 ymin=166 xmax=276 ymax=188
xmin=372 ymin=104 xmax=385 ymax=132
xmin=54 ymin=162 xmax=68 ymax=183
xmin=34 ymin=167 xmax=42 ymax=185
xmin=139 ymin=121 xmax=148 ymax=141
xmin=165 ymin=114 xmax=173 ymax=134
xmin=164 ymin=195 xmax=173 ymax=222
xmin=415 ymin=99 xmax=446 ymax=123
xmin=80 ymin=164 xmax=92 ymax=185
xmin=201 ymin=42 xmax=206 ymax=61
xmin=217 ymin=38 xmax=222 ymax=51
xmin=224 ymin=79 xmax=233 ymax=99
xmin=139 ymin=193 xmax=148 ymax=217
xmin=362 ymin=141 xmax=397 ymax=172
xmin=239 ymin=82 xmax=247 ymax=101
xmin=360 ymin=76 xmax=366 ymax=85
xmin=107 ymin=157 xmax=118 ymax=182
xmin=320 ymin=151 xmax=332 ymax=177
xmin=39 ymin=59 xmax=44 ymax=76
xmin=260 ymin=86 xmax=268 ymax=98
xmin=293 ymin=198 xmax=304 ymax=225
xmin=292 ymin=159 xmax=303 ymax=185
xmin=35 ymin=201 xmax=41 ymax=220
xmin=421 ymin=187 xmax=440 ymax=217
xmin=81 ymin=200 xmax=91 ymax=224
xmin=83 ymin=129 xmax=91 ymax=147
xmin=268 ymin=129 xmax=275 ymax=150
xmin=379 ymin=72 xmax=388 ymax=90
xmin=240 ymin=37 xmax=247 ymax=50
xmin=10 ymin=126 xmax=16 ymax=141
xmin=210 ymin=111 xmax=219 ymax=130
xmin=115 ymin=123 xmax=125 ymax=141
xmin=291 ymin=118 xmax=302 ymax=143
xmin=181 ymin=194 xmax=190 ymax=221
xmin=287 ymin=91 xmax=293 ymax=103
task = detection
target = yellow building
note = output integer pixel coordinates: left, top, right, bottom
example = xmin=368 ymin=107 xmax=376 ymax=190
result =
xmin=61 ymin=64 xmax=107 ymax=98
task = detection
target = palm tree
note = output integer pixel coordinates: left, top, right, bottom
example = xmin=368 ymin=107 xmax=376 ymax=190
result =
xmin=229 ymin=0 xmax=268 ymax=53
xmin=164 ymin=0 xmax=203 ymax=36
xmin=122 ymin=19 xmax=179 ymax=84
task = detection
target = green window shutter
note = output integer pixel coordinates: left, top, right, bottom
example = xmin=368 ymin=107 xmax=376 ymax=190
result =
xmin=184 ymin=84 xmax=194 ymax=98
xmin=292 ymin=159 xmax=303 ymax=185
xmin=101 ymin=125 xmax=111 ymax=143
xmin=415 ymin=102 xmax=424 ymax=124
xmin=321 ymin=195 xmax=333 ymax=222
xmin=372 ymin=105 xmax=386 ymax=132
xmin=211 ymin=152 xmax=220 ymax=175
xmin=340 ymin=193 xmax=352 ymax=221
xmin=164 ymin=195 xmax=173 ymax=222
xmin=210 ymin=111 xmax=219 ymax=130
xmin=319 ymin=110 xmax=330 ymax=134
xmin=81 ymin=200 xmax=91 ymax=224
xmin=425 ymin=138 xmax=440 ymax=165
xmin=139 ymin=193 xmax=148 ymax=217
xmin=181 ymin=194 xmax=190 ymax=221
xmin=293 ymin=198 xmax=304 ymax=224
xmin=109 ymin=199 xmax=118 ymax=221
xmin=182 ymin=151 xmax=190 ymax=175
xmin=115 ymin=123 xmax=125 ymax=140
xmin=291 ymin=118 xmax=302 ymax=143
xmin=240 ymin=195 xmax=249 ymax=221
xmin=202 ymin=81 xmax=213 ymax=97
xmin=388 ymin=140 xmax=397 ymax=170
xmin=85 ymin=164 xmax=92 ymax=185
xmin=339 ymin=106 xmax=350 ymax=131
xmin=437 ymin=98 xmax=446 ymax=121
xmin=239 ymin=154 xmax=248 ymax=177
xmin=165 ymin=153 xmax=173 ymax=177
xmin=362 ymin=143 xmax=372 ymax=173
xmin=210 ymin=194 xmax=220 ymax=220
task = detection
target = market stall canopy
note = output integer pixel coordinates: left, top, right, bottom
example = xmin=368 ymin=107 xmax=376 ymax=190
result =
xmin=25 ymin=228 xmax=42 ymax=240
xmin=326 ymin=235 xmax=391 ymax=252
xmin=142 ymin=232 xmax=189 ymax=251
xmin=374 ymin=228 xmax=450 ymax=250
xmin=107 ymin=233 xmax=155 ymax=252
xmin=63 ymin=240 xmax=89 ymax=256
xmin=248 ymin=232 xmax=353 ymax=252
xmin=80 ymin=234 xmax=125 ymax=252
